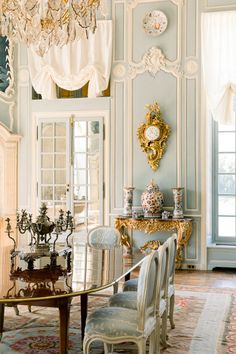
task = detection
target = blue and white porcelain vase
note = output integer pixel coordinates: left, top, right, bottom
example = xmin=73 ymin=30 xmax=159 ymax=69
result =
xmin=123 ymin=187 xmax=135 ymax=215
xmin=141 ymin=180 xmax=164 ymax=217
xmin=172 ymin=187 xmax=184 ymax=218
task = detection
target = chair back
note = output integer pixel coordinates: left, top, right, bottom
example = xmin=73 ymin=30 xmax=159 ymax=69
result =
xmin=166 ymin=233 xmax=178 ymax=285
xmin=87 ymin=226 xmax=120 ymax=249
xmin=136 ymin=243 xmax=168 ymax=331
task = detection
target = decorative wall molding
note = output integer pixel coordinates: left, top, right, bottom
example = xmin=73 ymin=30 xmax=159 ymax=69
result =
xmin=127 ymin=0 xmax=184 ymax=10
xmin=129 ymin=47 xmax=182 ymax=79
xmin=184 ymin=58 xmax=198 ymax=78
xmin=112 ymin=63 xmax=126 ymax=79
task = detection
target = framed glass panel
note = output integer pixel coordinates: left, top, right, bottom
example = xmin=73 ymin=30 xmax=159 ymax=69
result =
xmin=42 ymin=154 xmax=53 ymax=168
xmin=218 ymin=154 xmax=235 ymax=173
xmin=218 ymin=132 xmax=235 ymax=152
xmin=218 ymin=175 xmax=235 ymax=195
xmin=213 ymin=117 xmax=236 ymax=243
xmin=218 ymin=217 xmax=235 ymax=237
xmin=218 ymin=196 xmax=235 ymax=216
xmin=38 ymin=117 xmax=103 ymax=228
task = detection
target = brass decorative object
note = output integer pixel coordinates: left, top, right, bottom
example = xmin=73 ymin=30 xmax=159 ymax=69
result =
xmin=137 ymin=102 xmax=171 ymax=171
xmin=0 ymin=0 xmax=107 ymax=56
xmin=15 ymin=203 xmax=74 ymax=253
xmin=115 ymin=216 xmax=193 ymax=269
xmin=140 ymin=240 xmax=161 ymax=254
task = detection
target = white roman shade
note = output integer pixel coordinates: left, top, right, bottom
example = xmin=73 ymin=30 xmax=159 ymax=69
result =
xmin=201 ymin=11 xmax=236 ymax=124
xmin=28 ymin=20 xmax=112 ymax=99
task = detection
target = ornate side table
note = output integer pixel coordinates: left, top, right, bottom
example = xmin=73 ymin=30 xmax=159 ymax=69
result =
xmin=115 ymin=216 xmax=193 ymax=269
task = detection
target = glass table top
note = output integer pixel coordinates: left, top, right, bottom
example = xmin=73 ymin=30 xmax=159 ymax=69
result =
xmin=0 ymin=241 xmax=144 ymax=303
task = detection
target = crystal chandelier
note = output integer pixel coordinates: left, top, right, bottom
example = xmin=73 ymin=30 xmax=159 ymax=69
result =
xmin=0 ymin=0 xmax=106 ymax=56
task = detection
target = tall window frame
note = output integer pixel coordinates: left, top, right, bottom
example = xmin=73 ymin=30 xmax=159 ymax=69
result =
xmin=212 ymin=113 xmax=236 ymax=244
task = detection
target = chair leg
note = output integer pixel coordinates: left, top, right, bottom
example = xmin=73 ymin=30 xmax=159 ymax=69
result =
xmin=169 ymin=294 xmax=175 ymax=329
xmin=155 ymin=316 xmax=161 ymax=354
xmin=104 ymin=343 xmax=113 ymax=353
xmin=83 ymin=337 xmax=92 ymax=354
xmin=137 ymin=339 xmax=146 ymax=354
xmin=113 ymin=282 xmax=118 ymax=294
xmin=13 ymin=305 xmax=19 ymax=316
xmin=161 ymin=309 xmax=168 ymax=348
xmin=149 ymin=330 xmax=157 ymax=354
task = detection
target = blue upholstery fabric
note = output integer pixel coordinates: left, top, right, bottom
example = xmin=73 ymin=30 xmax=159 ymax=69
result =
xmin=85 ymin=306 xmax=142 ymax=338
xmin=88 ymin=226 xmax=120 ymax=249
xmin=109 ymin=291 xmax=137 ymax=309
xmin=123 ymin=278 xmax=138 ymax=291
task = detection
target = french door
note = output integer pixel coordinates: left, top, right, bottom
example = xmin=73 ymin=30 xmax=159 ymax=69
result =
xmin=37 ymin=115 xmax=104 ymax=232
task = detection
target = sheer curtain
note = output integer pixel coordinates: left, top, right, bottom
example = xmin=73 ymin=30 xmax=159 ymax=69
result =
xmin=28 ymin=20 xmax=112 ymax=99
xmin=201 ymin=11 xmax=236 ymax=124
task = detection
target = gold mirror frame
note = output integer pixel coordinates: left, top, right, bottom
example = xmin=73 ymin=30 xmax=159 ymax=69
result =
xmin=137 ymin=102 xmax=171 ymax=171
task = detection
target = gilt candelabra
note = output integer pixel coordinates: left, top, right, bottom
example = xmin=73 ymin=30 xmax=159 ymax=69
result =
xmin=16 ymin=203 xmax=74 ymax=253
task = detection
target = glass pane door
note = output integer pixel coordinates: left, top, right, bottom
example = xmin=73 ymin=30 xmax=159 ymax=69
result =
xmin=38 ymin=116 xmax=104 ymax=233
xmin=39 ymin=121 xmax=69 ymax=219
xmin=72 ymin=119 xmax=103 ymax=232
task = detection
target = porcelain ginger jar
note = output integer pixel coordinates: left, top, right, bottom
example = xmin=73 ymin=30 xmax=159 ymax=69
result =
xmin=141 ymin=180 xmax=164 ymax=217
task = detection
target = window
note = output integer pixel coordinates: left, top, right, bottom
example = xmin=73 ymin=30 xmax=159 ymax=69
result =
xmin=37 ymin=115 xmax=104 ymax=233
xmin=213 ymin=116 xmax=236 ymax=243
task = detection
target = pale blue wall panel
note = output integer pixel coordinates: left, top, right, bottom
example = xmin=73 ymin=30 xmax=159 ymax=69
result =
xmin=132 ymin=2 xmax=177 ymax=62
xmin=206 ymin=0 xmax=236 ymax=7
xmin=132 ymin=71 xmax=177 ymax=208
xmin=186 ymin=79 xmax=197 ymax=210
xmin=186 ymin=0 xmax=197 ymax=57
xmin=114 ymin=82 xmax=124 ymax=208
xmin=114 ymin=3 xmax=124 ymax=61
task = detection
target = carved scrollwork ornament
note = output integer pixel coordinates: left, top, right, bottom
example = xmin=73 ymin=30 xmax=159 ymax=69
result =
xmin=137 ymin=102 xmax=171 ymax=171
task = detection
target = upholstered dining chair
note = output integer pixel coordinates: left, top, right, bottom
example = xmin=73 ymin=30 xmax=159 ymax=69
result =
xmin=122 ymin=233 xmax=178 ymax=329
xmin=87 ymin=225 xmax=121 ymax=295
xmin=87 ymin=226 xmax=121 ymax=249
xmin=108 ymin=240 xmax=169 ymax=348
xmin=83 ymin=245 xmax=167 ymax=354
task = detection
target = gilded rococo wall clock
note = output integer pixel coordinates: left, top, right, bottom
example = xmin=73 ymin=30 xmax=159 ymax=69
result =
xmin=137 ymin=102 xmax=171 ymax=171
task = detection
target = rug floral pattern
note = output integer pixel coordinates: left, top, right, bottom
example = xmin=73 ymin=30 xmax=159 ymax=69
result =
xmin=0 ymin=285 xmax=234 ymax=354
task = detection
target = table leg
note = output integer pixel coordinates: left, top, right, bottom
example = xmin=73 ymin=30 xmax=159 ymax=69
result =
xmin=0 ymin=303 xmax=5 ymax=341
xmin=125 ymin=273 xmax=131 ymax=281
xmin=58 ymin=299 xmax=70 ymax=354
xmin=80 ymin=293 xmax=88 ymax=342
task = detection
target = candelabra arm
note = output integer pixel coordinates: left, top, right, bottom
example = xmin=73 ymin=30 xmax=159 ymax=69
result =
xmin=5 ymin=218 xmax=16 ymax=252
xmin=66 ymin=229 xmax=73 ymax=248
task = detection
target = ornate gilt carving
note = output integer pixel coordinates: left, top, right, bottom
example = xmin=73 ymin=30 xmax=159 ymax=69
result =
xmin=115 ymin=217 xmax=193 ymax=269
xmin=140 ymin=240 xmax=161 ymax=254
xmin=137 ymin=102 xmax=171 ymax=171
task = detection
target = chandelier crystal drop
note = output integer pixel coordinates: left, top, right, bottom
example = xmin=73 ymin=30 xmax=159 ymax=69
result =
xmin=0 ymin=0 xmax=105 ymax=56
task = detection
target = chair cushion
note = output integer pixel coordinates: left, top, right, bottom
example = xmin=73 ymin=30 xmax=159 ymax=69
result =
xmin=85 ymin=307 xmax=143 ymax=337
xmin=109 ymin=291 xmax=138 ymax=309
xmin=123 ymin=278 xmax=138 ymax=292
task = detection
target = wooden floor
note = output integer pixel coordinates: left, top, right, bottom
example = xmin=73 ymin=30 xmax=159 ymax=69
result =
xmin=175 ymin=268 xmax=236 ymax=289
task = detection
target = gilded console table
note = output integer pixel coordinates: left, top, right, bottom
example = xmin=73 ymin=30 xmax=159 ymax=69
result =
xmin=115 ymin=216 xmax=193 ymax=269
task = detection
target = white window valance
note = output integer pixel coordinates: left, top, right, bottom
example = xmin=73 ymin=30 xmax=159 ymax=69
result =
xmin=28 ymin=20 xmax=112 ymax=99
xmin=201 ymin=11 xmax=236 ymax=124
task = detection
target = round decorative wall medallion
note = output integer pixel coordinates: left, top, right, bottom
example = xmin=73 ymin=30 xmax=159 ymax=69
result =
xmin=185 ymin=59 xmax=198 ymax=76
xmin=143 ymin=10 xmax=168 ymax=36
xmin=113 ymin=64 xmax=126 ymax=78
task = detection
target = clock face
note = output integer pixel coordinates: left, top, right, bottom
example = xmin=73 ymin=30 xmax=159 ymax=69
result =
xmin=143 ymin=10 xmax=168 ymax=36
xmin=145 ymin=125 xmax=160 ymax=141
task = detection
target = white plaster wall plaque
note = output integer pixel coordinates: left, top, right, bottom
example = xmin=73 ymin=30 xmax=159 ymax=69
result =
xmin=129 ymin=47 xmax=182 ymax=79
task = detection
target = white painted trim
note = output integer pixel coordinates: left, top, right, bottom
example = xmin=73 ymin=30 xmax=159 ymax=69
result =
xmin=31 ymin=110 xmax=110 ymax=224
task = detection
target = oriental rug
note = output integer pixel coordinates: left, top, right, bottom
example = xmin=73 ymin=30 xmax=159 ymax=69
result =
xmin=0 ymin=285 xmax=235 ymax=354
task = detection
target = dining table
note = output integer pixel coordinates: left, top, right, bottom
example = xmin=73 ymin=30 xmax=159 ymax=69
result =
xmin=0 ymin=238 xmax=144 ymax=354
